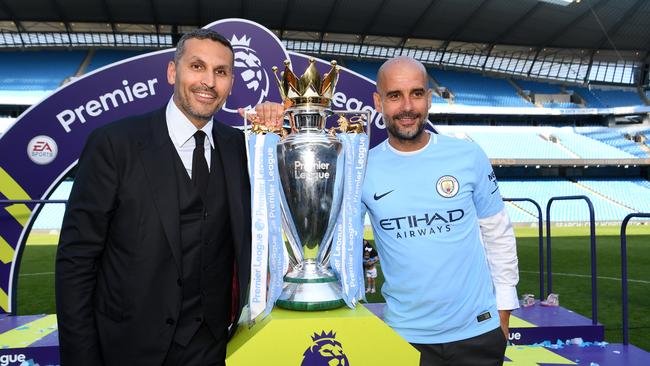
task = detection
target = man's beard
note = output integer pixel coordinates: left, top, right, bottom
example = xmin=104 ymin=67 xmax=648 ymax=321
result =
xmin=178 ymin=85 xmax=222 ymax=122
xmin=385 ymin=111 xmax=426 ymax=141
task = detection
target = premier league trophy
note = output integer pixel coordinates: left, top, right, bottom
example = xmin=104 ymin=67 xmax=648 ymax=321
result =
xmin=249 ymin=59 xmax=368 ymax=312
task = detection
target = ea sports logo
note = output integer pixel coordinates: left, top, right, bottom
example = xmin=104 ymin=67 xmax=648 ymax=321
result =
xmin=222 ymin=34 xmax=270 ymax=113
xmin=27 ymin=135 xmax=58 ymax=165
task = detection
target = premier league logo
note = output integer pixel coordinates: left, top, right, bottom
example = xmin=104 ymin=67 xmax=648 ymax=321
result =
xmin=207 ymin=19 xmax=289 ymax=127
xmin=301 ymin=330 xmax=350 ymax=366
xmin=222 ymin=34 xmax=270 ymax=112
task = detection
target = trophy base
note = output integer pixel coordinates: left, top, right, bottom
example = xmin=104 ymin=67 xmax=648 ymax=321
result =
xmin=275 ymin=262 xmax=346 ymax=311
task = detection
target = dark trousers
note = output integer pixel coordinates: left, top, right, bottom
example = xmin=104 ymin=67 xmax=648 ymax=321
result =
xmin=411 ymin=327 xmax=507 ymax=366
xmin=163 ymin=323 xmax=227 ymax=366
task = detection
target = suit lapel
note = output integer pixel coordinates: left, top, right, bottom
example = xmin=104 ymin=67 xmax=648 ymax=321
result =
xmin=212 ymin=123 xmax=245 ymax=259
xmin=138 ymin=111 xmax=182 ymax=274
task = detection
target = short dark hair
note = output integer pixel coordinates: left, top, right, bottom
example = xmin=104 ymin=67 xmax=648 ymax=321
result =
xmin=174 ymin=29 xmax=233 ymax=63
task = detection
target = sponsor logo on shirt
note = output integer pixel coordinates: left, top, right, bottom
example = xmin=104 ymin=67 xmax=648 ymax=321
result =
xmin=488 ymin=171 xmax=499 ymax=194
xmin=373 ymin=189 xmax=394 ymax=201
xmin=379 ymin=209 xmax=465 ymax=239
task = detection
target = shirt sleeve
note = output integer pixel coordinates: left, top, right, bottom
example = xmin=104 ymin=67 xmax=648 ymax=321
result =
xmin=478 ymin=207 xmax=520 ymax=311
xmin=472 ymin=145 xmax=504 ymax=219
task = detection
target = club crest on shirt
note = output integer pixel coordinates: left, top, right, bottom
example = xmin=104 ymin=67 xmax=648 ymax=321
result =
xmin=436 ymin=175 xmax=459 ymax=198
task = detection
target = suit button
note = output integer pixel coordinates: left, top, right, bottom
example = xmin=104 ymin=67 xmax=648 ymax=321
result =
xmin=166 ymin=318 xmax=175 ymax=325
xmin=177 ymin=278 xmax=182 ymax=287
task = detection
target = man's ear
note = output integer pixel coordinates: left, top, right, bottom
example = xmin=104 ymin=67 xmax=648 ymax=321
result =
xmin=167 ymin=61 xmax=176 ymax=85
xmin=373 ymin=92 xmax=382 ymax=113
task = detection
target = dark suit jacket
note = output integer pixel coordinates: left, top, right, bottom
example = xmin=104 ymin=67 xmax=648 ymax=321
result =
xmin=55 ymin=108 xmax=251 ymax=366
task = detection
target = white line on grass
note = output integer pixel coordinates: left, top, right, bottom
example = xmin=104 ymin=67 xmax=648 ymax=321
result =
xmin=520 ymin=270 xmax=650 ymax=284
xmin=21 ymin=271 xmax=54 ymax=276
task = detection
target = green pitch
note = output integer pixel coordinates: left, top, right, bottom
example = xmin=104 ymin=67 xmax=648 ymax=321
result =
xmin=17 ymin=225 xmax=650 ymax=351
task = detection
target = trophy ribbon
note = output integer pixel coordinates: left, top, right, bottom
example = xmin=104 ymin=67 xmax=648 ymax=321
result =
xmin=330 ymin=132 xmax=369 ymax=307
xmin=246 ymin=132 xmax=285 ymax=321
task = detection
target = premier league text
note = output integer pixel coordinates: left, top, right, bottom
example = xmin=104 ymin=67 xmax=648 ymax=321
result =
xmin=57 ymin=78 xmax=159 ymax=133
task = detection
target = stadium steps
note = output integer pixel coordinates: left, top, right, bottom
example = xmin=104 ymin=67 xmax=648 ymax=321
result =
xmin=569 ymin=179 xmax=638 ymax=212
xmin=505 ymin=201 xmax=537 ymax=220
xmin=75 ymin=49 xmax=95 ymax=77
xmin=507 ymin=78 xmax=537 ymax=107
xmin=59 ymin=50 xmax=94 ymax=87
xmin=561 ymin=85 xmax=586 ymax=107
xmin=428 ymin=75 xmax=449 ymax=104
xmin=636 ymin=86 xmax=650 ymax=106
xmin=542 ymin=135 xmax=580 ymax=158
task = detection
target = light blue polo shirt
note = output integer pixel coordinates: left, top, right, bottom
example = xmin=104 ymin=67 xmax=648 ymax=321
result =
xmin=362 ymin=132 xmax=504 ymax=344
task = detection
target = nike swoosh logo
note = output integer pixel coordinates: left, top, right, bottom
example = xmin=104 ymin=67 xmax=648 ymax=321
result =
xmin=373 ymin=190 xmax=394 ymax=201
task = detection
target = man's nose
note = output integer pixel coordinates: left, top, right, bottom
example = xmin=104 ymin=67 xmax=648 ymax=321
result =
xmin=201 ymin=74 xmax=215 ymax=89
xmin=402 ymin=95 xmax=413 ymax=110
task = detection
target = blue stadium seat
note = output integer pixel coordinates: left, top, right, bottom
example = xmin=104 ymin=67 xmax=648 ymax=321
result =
xmin=85 ymin=50 xmax=149 ymax=73
xmin=569 ymin=86 xmax=643 ymax=108
xmin=0 ymin=51 xmax=85 ymax=92
xmin=515 ymin=79 xmax=562 ymax=94
xmin=499 ymin=178 xmax=643 ymax=222
xmin=429 ymin=68 xmax=532 ymax=107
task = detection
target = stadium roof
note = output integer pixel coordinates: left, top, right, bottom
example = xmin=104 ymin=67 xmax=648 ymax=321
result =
xmin=0 ymin=0 xmax=649 ymax=53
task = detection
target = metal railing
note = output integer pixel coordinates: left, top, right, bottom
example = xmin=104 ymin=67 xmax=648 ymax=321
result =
xmin=546 ymin=195 xmax=598 ymax=325
xmin=620 ymin=212 xmax=650 ymax=345
xmin=503 ymin=197 xmax=545 ymax=299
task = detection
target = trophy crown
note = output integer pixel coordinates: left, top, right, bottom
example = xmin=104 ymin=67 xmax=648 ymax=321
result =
xmin=272 ymin=59 xmax=339 ymax=107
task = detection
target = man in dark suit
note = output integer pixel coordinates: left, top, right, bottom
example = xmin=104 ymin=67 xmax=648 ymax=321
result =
xmin=55 ymin=29 xmax=250 ymax=365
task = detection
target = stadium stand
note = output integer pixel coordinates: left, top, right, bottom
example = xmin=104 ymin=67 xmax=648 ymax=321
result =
xmin=466 ymin=131 xmax=571 ymax=159
xmin=343 ymin=59 xmax=381 ymax=81
xmin=588 ymin=88 xmax=645 ymax=107
xmin=580 ymin=128 xmax=649 ymax=158
xmin=499 ymin=178 xmax=641 ymax=222
xmin=85 ymin=50 xmax=148 ymax=73
xmin=555 ymin=132 xmax=636 ymax=159
xmin=0 ymin=50 xmax=86 ymax=104
xmin=344 ymin=59 xmax=448 ymax=104
xmin=575 ymin=178 xmax=650 ymax=213
xmin=32 ymin=180 xmax=73 ymax=230
xmin=437 ymin=126 xmax=645 ymax=160
xmin=429 ymin=68 xmax=532 ymax=107
xmin=568 ymin=86 xmax=644 ymax=108
xmin=515 ymin=79 xmax=563 ymax=94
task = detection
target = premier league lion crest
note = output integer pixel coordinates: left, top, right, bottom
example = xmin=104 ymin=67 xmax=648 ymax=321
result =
xmin=301 ymin=330 xmax=350 ymax=366
xmin=222 ymin=34 xmax=269 ymax=112
xmin=206 ymin=19 xmax=290 ymax=127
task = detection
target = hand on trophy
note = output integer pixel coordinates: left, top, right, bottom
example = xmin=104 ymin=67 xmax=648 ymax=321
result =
xmin=238 ymin=102 xmax=285 ymax=128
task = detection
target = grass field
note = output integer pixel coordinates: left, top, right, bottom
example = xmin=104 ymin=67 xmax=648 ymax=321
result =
xmin=16 ymin=225 xmax=650 ymax=351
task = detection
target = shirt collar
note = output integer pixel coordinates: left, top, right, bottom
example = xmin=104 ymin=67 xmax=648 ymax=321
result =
xmin=385 ymin=130 xmax=436 ymax=156
xmin=165 ymin=97 xmax=215 ymax=149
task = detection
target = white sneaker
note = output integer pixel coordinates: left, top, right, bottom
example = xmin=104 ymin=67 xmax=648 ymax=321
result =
xmin=370 ymin=288 xmax=376 ymax=293
xmin=366 ymin=288 xmax=370 ymax=293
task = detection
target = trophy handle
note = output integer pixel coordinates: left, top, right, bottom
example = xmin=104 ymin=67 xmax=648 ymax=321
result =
xmin=330 ymin=110 xmax=372 ymax=139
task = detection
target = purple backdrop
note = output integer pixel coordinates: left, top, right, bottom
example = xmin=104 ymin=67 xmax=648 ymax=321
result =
xmin=0 ymin=18 xmax=380 ymax=316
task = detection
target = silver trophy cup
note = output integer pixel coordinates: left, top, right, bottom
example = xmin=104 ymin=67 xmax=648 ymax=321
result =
xmin=275 ymin=106 xmax=346 ymax=310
